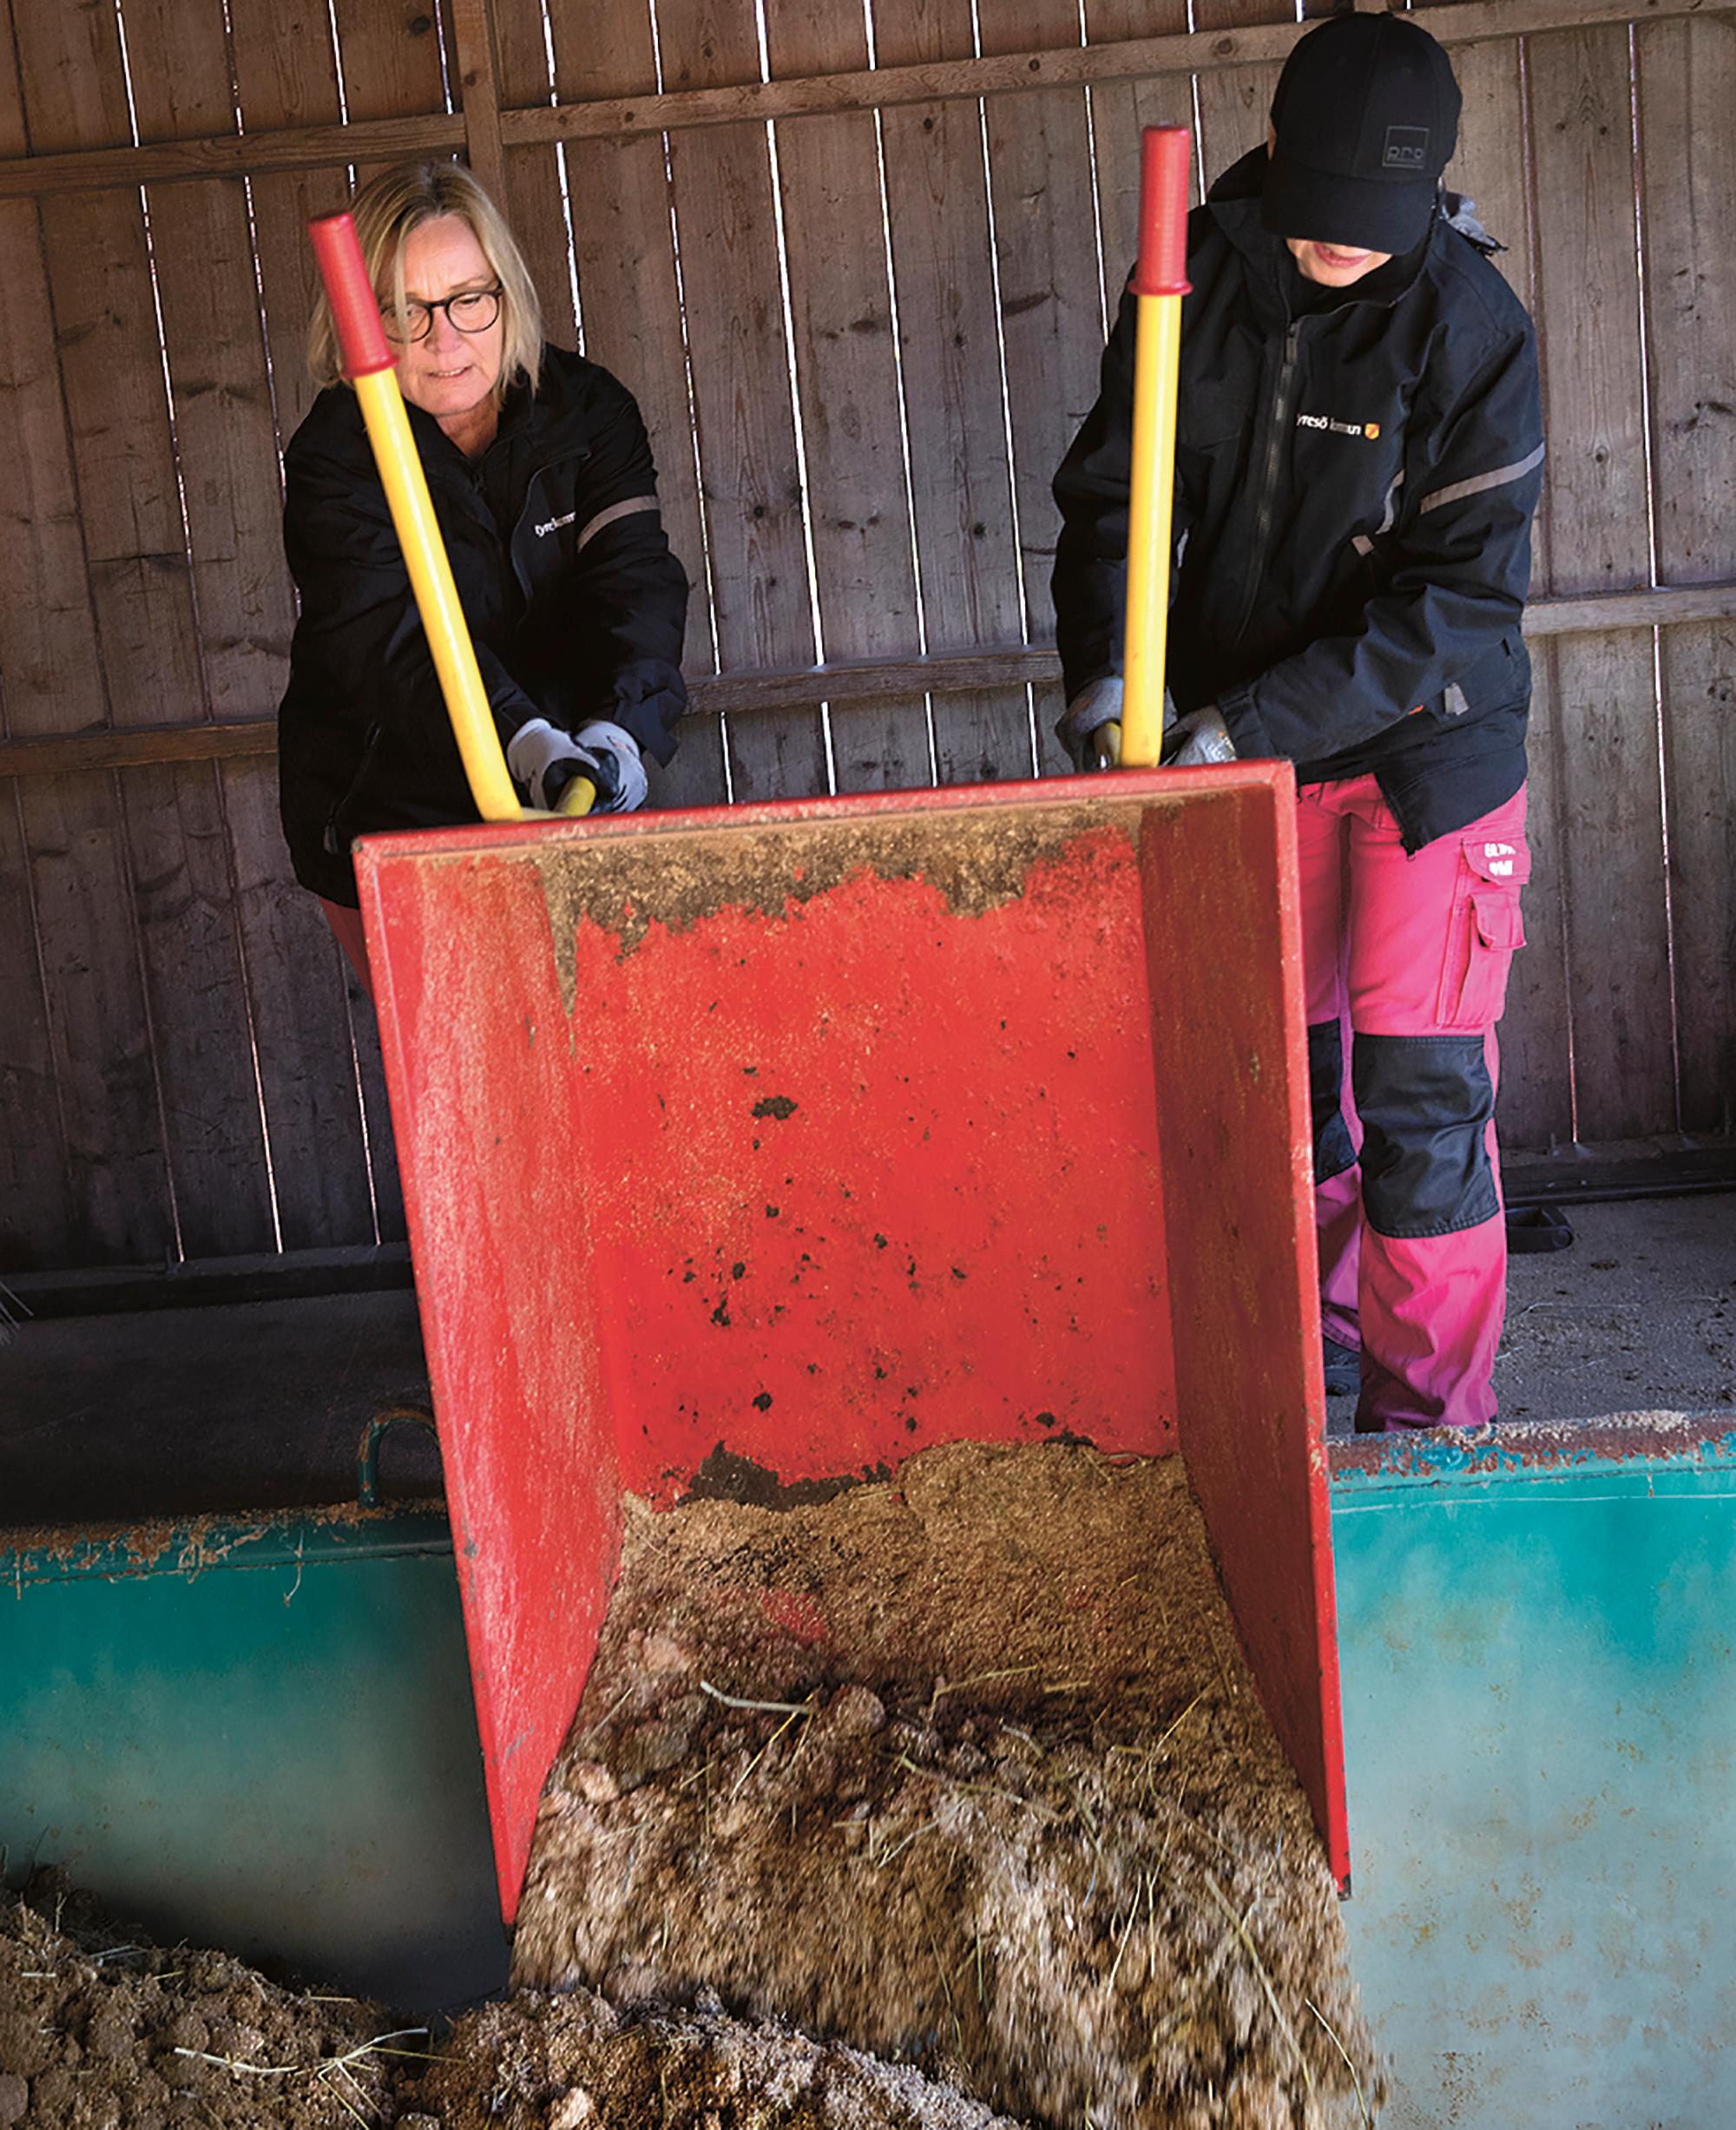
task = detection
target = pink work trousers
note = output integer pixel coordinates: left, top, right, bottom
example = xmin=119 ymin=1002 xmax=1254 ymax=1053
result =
xmin=1296 ymin=776 xmax=1529 ymax=1430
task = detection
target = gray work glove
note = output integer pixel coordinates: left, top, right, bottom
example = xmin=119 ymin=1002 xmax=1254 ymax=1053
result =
xmin=1161 ymin=703 xmax=1236 ymax=768
xmin=1057 ymin=678 xmax=1178 ymax=771
xmin=508 ymin=717 xmax=648 ymax=815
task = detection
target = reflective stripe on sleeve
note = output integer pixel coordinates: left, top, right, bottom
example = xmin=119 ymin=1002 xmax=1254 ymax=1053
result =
xmin=575 ymin=494 xmax=661 ymax=552
xmin=1416 ymin=442 xmax=1546 ymax=518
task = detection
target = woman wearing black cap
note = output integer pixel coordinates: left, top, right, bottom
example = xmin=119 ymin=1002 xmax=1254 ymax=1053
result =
xmin=1052 ymin=13 xmax=1544 ymax=1432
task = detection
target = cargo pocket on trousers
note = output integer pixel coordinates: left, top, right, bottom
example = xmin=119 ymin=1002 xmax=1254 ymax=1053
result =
xmin=1437 ymin=836 xmax=1529 ymax=1029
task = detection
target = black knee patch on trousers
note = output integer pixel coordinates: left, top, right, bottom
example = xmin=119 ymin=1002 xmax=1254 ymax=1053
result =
xmin=1306 ymin=1020 xmax=1358 ymax=1184
xmin=1352 ymin=1032 xmax=1500 ymax=1239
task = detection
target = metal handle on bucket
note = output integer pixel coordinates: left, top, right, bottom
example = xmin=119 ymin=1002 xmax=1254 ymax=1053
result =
xmin=357 ymin=1404 xmax=440 ymax=1509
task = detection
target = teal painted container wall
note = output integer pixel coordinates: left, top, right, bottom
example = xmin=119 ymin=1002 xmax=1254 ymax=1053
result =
xmin=0 ymin=1509 xmax=506 ymax=2013
xmin=1332 ymin=1421 xmax=1736 ymax=2130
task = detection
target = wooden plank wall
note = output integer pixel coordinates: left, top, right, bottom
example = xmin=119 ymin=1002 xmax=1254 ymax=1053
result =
xmin=0 ymin=0 xmax=1729 ymax=1277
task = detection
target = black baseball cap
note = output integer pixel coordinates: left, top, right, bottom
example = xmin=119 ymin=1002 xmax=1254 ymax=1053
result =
xmin=1262 ymin=12 xmax=1461 ymax=255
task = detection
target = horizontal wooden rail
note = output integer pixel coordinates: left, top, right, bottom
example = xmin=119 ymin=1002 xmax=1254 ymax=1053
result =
xmin=2 ymin=582 xmax=1730 ymax=783
xmin=0 ymin=115 xmax=464 ymax=199
xmin=0 ymin=0 xmax=1721 ymax=198
xmin=504 ymin=0 xmax=1726 ymax=148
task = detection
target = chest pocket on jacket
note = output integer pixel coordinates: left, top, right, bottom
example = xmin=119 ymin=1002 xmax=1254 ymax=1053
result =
xmin=1178 ymin=375 xmax=1249 ymax=452
xmin=1177 ymin=377 xmax=1253 ymax=517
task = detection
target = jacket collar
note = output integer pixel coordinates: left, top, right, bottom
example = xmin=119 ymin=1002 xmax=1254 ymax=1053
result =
xmin=393 ymin=345 xmax=588 ymax=472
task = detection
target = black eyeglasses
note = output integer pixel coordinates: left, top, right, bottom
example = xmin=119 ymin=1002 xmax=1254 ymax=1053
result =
xmin=382 ymin=286 xmax=503 ymax=344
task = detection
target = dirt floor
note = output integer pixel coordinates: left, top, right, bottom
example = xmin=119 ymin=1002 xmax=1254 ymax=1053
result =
xmin=497 ymin=1441 xmax=1378 ymax=2130
xmin=1491 ymin=1194 xmax=1734 ymax=1423
xmin=0 ymin=1870 xmax=1026 ymax=2130
xmin=0 ymin=1875 xmax=407 ymax=2129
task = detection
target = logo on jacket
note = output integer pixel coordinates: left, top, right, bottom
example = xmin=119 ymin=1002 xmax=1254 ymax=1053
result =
xmin=1483 ymin=842 xmax=1518 ymax=877
xmin=536 ymin=510 xmax=577 ymax=538
xmin=1296 ymin=411 xmax=1382 ymax=441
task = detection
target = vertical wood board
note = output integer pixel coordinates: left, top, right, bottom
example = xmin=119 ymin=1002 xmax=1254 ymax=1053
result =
xmin=0 ymin=786 xmax=76 ymax=1271
xmin=877 ymin=0 xmax=1032 ymax=785
xmin=227 ymin=0 xmax=351 ymax=446
xmin=1638 ymin=16 xmax=1736 ymax=1131
xmin=332 ymin=0 xmax=451 ymax=122
xmin=656 ymin=0 xmax=825 ymax=802
xmin=7 ymin=19 xmax=181 ymax=1264
xmin=548 ymin=0 xmax=718 ymax=689
xmin=980 ymin=3 xmax=1108 ymax=648
xmin=765 ymin=0 xmax=928 ymax=791
xmin=18 ymin=770 xmax=171 ymax=1264
xmin=1494 ymin=648 xmax=1574 ymax=1149
xmin=0 ymin=68 xmax=103 ymax=1262
xmin=220 ymin=757 xmax=381 ymax=1250
xmin=1444 ymin=24 xmax=1569 ymax=1141
xmin=489 ymin=0 xmax=576 ymax=345
xmin=1529 ymin=24 xmax=1673 ymax=1138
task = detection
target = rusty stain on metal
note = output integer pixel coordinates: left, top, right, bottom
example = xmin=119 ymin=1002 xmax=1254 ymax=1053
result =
xmin=1 ymin=1502 xmax=424 ymax=1585
xmin=1330 ymin=1409 xmax=1736 ymax=1483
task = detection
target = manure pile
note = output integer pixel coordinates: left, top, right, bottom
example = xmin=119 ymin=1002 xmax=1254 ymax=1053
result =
xmin=505 ymin=1440 xmax=1382 ymax=2128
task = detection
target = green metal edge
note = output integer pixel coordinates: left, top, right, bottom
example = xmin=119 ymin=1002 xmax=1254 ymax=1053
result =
xmin=0 ymin=1502 xmax=455 ymax=1586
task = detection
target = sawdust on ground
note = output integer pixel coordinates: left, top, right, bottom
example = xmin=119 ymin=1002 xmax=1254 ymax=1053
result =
xmin=485 ymin=1439 xmax=1381 ymax=2129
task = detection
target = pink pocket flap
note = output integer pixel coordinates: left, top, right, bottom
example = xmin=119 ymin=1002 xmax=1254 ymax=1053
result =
xmin=1471 ymin=892 xmax=1526 ymax=953
xmin=1463 ymin=834 xmax=1530 ymax=888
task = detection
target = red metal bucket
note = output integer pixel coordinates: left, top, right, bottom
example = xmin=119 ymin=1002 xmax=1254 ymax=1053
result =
xmin=356 ymin=766 xmax=1346 ymax=1918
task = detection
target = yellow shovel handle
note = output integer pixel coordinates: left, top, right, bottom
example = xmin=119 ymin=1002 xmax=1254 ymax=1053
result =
xmin=1120 ymin=128 xmax=1193 ymax=771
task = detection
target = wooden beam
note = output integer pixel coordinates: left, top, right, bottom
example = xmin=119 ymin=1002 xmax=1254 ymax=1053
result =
xmin=503 ymin=0 xmax=1726 ymax=144
xmin=0 ymin=720 xmax=282 ymax=779
xmin=3 ymin=581 xmax=1728 ymax=781
xmin=0 ymin=0 xmax=1720 ymax=197
xmin=0 ymin=115 xmax=463 ymax=199
xmin=1522 ymin=580 xmax=1736 ymax=637
xmin=447 ymin=0 xmax=508 ymax=207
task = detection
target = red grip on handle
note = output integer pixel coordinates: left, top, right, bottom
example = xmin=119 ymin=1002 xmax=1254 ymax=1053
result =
xmin=1133 ymin=127 xmax=1192 ymax=299
xmin=308 ymin=213 xmax=395 ymax=378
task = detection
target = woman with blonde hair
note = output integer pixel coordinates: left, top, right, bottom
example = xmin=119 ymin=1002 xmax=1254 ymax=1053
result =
xmin=278 ymin=160 xmax=688 ymax=989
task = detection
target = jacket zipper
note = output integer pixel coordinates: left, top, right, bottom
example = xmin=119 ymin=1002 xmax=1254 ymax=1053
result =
xmin=1233 ymin=319 xmax=1302 ymax=645
xmin=510 ymin=452 xmax=588 ymax=602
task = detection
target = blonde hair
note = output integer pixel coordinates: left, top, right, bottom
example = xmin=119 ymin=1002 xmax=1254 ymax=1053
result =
xmin=307 ymin=160 xmax=544 ymax=399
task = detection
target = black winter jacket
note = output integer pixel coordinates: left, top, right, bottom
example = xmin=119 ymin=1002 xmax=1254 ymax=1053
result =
xmin=1053 ymin=150 xmax=1544 ymax=851
xmin=278 ymin=345 xmax=689 ymax=905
